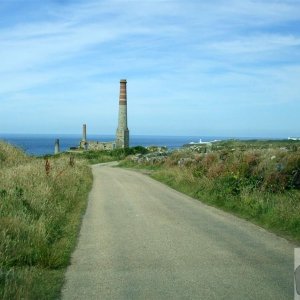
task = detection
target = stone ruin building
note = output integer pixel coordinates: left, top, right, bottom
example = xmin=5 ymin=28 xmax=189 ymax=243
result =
xmin=79 ymin=79 xmax=130 ymax=150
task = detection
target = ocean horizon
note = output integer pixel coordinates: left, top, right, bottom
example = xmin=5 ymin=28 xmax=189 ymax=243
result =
xmin=0 ymin=133 xmax=287 ymax=156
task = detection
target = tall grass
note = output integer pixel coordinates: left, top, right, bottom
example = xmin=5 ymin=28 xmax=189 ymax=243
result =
xmin=0 ymin=141 xmax=92 ymax=299
xmin=121 ymin=143 xmax=300 ymax=243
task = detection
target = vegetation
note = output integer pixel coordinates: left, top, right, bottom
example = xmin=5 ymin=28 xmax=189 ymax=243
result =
xmin=0 ymin=142 xmax=93 ymax=299
xmin=120 ymin=140 xmax=300 ymax=243
xmin=72 ymin=146 xmax=148 ymax=164
xmin=1 ymin=139 xmax=299 ymax=298
xmin=211 ymin=139 xmax=300 ymax=151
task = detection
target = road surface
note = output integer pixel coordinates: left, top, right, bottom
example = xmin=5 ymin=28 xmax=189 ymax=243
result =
xmin=62 ymin=162 xmax=294 ymax=299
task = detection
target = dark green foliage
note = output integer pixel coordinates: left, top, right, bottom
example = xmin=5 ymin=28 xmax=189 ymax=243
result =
xmin=215 ymin=175 xmax=242 ymax=196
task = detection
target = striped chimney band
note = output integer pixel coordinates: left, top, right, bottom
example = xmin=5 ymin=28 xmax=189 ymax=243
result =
xmin=119 ymin=79 xmax=127 ymax=105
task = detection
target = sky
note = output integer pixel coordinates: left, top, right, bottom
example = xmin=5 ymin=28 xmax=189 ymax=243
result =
xmin=0 ymin=0 xmax=299 ymax=138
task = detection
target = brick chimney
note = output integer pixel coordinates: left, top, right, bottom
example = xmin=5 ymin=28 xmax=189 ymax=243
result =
xmin=116 ymin=79 xmax=129 ymax=148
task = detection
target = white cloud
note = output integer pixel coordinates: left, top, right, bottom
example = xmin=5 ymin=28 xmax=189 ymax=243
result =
xmin=0 ymin=0 xmax=299 ymax=135
xmin=207 ymin=34 xmax=300 ymax=54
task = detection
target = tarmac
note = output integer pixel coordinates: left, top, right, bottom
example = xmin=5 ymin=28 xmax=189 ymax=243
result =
xmin=62 ymin=162 xmax=295 ymax=299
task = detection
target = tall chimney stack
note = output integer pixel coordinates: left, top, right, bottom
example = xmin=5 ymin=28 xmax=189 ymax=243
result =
xmin=116 ymin=79 xmax=129 ymax=148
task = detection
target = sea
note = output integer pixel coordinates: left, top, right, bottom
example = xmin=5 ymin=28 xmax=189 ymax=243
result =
xmin=0 ymin=134 xmax=282 ymax=156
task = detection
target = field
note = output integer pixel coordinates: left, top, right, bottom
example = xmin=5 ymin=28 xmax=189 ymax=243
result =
xmin=0 ymin=142 xmax=92 ymax=299
xmin=120 ymin=140 xmax=300 ymax=243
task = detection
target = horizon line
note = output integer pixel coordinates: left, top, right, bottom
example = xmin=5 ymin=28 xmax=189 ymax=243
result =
xmin=0 ymin=133 xmax=293 ymax=140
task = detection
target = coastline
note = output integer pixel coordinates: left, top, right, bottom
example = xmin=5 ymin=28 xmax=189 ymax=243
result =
xmin=0 ymin=134 xmax=292 ymax=156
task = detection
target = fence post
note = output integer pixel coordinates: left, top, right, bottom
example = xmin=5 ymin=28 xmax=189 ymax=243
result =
xmin=45 ymin=158 xmax=50 ymax=175
xmin=69 ymin=155 xmax=75 ymax=167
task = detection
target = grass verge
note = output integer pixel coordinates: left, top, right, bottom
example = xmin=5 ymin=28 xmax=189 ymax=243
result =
xmin=119 ymin=145 xmax=300 ymax=244
xmin=0 ymin=141 xmax=93 ymax=299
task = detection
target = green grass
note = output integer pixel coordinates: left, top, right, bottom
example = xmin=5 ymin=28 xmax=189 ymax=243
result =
xmin=118 ymin=160 xmax=162 ymax=171
xmin=151 ymin=167 xmax=300 ymax=243
xmin=120 ymin=141 xmax=300 ymax=244
xmin=72 ymin=146 xmax=148 ymax=164
xmin=0 ymin=141 xmax=93 ymax=299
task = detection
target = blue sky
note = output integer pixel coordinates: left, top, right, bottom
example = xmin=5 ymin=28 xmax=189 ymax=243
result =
xmin=0 ymin=0 xmax=299 ymax=137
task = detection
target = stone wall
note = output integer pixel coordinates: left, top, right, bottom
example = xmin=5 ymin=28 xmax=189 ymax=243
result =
xmin=80 ymin=141 xmax=116 ymax=151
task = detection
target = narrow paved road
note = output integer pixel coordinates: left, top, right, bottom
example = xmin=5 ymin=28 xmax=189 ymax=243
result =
xmin=62 ymin=163 xmax=294 ymax=299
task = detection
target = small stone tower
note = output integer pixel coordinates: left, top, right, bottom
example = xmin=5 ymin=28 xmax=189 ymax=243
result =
xmin=82 ymin=124 xmax=87 ymax=143
xmin=54 ymin=139 xmax=60 ymax=154
xmin=116 ymin=79 xmax=129 ymax=148
xmin=80 ymin=124 xmax=88 ymax=150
